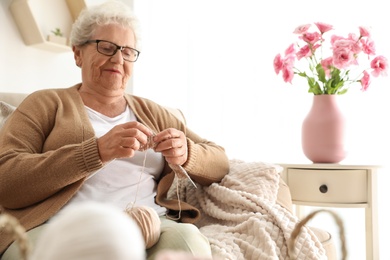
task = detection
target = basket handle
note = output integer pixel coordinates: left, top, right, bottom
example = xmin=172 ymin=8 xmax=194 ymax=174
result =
xmin=0 ymin=212 xmax=31 ymax=260
xmin=288 ymin=209 xmax=347 ymax=260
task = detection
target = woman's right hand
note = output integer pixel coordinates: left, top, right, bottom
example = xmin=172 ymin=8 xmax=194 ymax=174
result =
xmin=97 ymin=121 xmax=153 ymax=163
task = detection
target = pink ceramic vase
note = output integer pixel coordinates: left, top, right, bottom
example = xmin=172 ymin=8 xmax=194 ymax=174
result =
xmin=301 ymin=95 xmax=347 ymax=163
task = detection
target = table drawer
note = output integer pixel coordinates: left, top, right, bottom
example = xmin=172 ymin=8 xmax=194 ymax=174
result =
xmin=286 ymin=169 xmax=367 ymax=204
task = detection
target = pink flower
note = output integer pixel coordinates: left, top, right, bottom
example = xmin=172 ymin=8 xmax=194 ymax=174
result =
xmin=332 ymin=46 xmax=355 ymax=69
xmin=293 ymin=24 xmax=311 ymax=34
xmin=284 ymin=43 xmax=295 ymax=56
xmin=370 ymin=55 xmax=388 ymax=77
xmin=359 ymin=26 xmax=371 ymax=38
xmin=282 ymin=66 xmax=294 ymax=83
xmin=274 ymin=44 xmax=296 ymax=75
xmin=273 ymin=54 xmax=283 ymax=74
xmin=301 ymin=32 xmax=321 ymax=45
xmin=360 ymin=71 xmax=371 ymax=91
xmin=274 ymin=51 xmax=295 ymax=83
xmin=296 ymin=45 xmax=313 ymax=60
xmin=331 ymin=39 xmax=359 ymax=65
xmin=360 ymin=38 xmax=376 ymax=56
xmin=315 ymin=22 xmax=333 ymax=34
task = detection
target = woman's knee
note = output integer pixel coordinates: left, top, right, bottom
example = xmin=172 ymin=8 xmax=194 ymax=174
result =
xmin=163 ymin=222 xmax=206 ymax=245
xmin=146 ymin=218 xmax=211 ymax=260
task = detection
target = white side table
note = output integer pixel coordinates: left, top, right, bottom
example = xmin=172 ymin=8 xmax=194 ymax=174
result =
xmin=279 ymin=163 xmax=380 ymax=260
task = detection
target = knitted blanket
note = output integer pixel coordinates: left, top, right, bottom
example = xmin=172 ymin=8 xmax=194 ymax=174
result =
xmin=169 ymin=160 xmax=326 ymax=260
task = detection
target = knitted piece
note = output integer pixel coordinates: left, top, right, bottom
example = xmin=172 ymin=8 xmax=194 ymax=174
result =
xmin=168 ymin=159 xmax=327 ymax=260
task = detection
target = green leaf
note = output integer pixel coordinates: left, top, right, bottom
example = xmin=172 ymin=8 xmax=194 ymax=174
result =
xmin=337 ymin=88 xmax=348 ymax=95
xmin=297 ymin=72 xmax=307 ymax=78
xmin=316 ymin=64 xmax=326 ymax=83
xmin=307 ymin=78 xmax=322 ymax=94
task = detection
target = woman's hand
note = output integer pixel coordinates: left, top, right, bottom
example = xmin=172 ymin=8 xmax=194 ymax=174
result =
xmin=97 ymin=121 xmax=153 ymax=163
xmin=153 ymin=128 xmax=188 ymax=166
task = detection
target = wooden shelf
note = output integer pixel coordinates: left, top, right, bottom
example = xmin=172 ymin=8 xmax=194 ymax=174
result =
xmin=9 ymin=0 xmax=75 ymax=53
xmin=66 ymin=0 xmax=86 ymax=21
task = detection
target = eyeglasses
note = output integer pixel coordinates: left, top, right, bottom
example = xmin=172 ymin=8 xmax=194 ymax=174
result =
xmin=84 ymin=40 xmax=140 ymax=62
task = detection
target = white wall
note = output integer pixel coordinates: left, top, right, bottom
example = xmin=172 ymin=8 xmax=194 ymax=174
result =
xmin=0 ymin=0 xmax=81 ymax=93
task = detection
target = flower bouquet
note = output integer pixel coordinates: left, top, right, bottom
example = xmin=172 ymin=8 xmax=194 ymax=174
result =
xmin=273 ymin=22 xmax=388 ymax=94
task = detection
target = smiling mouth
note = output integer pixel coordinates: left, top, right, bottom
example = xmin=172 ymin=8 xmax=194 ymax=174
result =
xmin=105 ymin=69 xmax=121 ymax=74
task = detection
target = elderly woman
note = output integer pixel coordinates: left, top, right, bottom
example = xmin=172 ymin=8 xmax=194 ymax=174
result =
xmin=0 ymin=1 xmax=229 ymax=259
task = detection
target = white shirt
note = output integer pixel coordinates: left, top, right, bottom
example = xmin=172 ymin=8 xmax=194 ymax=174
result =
xmin=60 ymin=105 xmax=167 ymax=216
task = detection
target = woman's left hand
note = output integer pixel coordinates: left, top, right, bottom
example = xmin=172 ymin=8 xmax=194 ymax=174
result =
xmin=153 ymin=128 xmax=187 ymax=166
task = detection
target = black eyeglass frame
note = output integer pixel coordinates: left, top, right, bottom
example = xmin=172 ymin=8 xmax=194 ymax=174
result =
xmin=84 ymin=39 xmax=140 ymax=62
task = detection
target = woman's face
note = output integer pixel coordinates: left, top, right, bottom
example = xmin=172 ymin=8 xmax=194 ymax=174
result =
xmin=73 ymin=24 xmax=136 ymax=96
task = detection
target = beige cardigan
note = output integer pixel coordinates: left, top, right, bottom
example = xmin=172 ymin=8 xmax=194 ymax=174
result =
xmin=0 ymin=84 xmax=230 ymax=253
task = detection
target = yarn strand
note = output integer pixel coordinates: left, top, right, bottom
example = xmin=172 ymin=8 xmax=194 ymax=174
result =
xmin=129 ymin=149 xmax=149 ymax=210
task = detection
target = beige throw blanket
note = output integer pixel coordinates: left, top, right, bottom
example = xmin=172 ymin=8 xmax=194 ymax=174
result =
xmin=169 ymin=160 xmax=326 ymax=260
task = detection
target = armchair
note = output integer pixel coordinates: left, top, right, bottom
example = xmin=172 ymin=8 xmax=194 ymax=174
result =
xmin=0 ymin=91 xmax=337 ymax=259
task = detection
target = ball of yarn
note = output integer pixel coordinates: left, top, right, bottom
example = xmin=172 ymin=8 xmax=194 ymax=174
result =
xmin=30 ymin=202 xmax=146 ymax=260
xmin=125 ymin=206 xmax=161 ymax=249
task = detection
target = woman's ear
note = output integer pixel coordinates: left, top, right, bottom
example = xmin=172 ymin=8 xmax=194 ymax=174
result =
xmin=73 ymin=46 xmax=82 ymax=68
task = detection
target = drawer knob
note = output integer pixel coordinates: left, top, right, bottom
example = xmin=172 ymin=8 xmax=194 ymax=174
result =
xmin=319 ymin=184 xmax=328 ymax=193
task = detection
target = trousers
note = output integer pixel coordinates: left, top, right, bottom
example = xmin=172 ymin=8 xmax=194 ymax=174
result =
xmin=1 ymin=215 xmax=212 ymax=260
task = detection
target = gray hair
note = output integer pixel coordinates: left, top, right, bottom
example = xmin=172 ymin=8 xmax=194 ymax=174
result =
xmin=70 ymin=1 xmax=140 ymax=49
